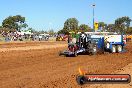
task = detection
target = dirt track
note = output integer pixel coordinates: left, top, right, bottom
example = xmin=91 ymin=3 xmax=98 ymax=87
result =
xmin=0 ymin=41 xmax=132 ymax=88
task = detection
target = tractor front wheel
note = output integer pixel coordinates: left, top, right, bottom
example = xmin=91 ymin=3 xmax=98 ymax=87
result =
xmin=74 ymin=51 xmax=78 ymax=57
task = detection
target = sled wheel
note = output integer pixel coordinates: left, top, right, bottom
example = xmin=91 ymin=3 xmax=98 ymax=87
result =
xmin=111 ymin=45 xmax=116 ymax=53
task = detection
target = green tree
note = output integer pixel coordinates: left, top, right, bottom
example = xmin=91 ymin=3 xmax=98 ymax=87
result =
xmin=39 ymin=30 xmax=48 ymax=34
xmin=107 ymin=24 xmax=115 ymax=32
xmin=126 ymin=27 xmax=132 ymax=34
xmin=19 ymin=23 xmax=28 ymax=31
xmin=27 ymin=27 xmax=36 ymax=33
xmin=48 ymin=29 xmax=55 ymax=35
xmin=98 ymin=22 xmax=107 ymax=31
xmin=58 ymin=29 xmax=69 ymax=34
xmin=63 ymin=18 xmax=79 ymax=32
xmin=58 ymin=18 xmax=79 ymax=34
xmin=0 ymin=26 xmax=2 ymax=33
xmin=2 ymin=15 xmax=28 ymax=31
xmin=79 ymin=24 xmax=91 ymax=32
xmin=115 ymin=16 xmax=131 ymax=33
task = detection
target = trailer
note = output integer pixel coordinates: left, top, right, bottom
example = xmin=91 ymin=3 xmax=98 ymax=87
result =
xmin=104 ymin=35 xmax=126 ymax=53
xmin=90 ymin=34 xmax=126 ymax=53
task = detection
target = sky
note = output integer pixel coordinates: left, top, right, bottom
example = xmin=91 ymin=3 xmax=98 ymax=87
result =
xmin=0 ymin=0 xmax=132 ymax=32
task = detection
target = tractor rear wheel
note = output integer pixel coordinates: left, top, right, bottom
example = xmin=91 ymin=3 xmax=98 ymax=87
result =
xmin=74 ymin=51 xmax=78 ymax=57
xmin=92 ymin=46 xmax=97 ymax=55
xmin=88 ymin=43 xmax=97 ymax=55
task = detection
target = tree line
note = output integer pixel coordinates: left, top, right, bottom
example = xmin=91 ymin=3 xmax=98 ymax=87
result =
xmin=58 ymin=16 xmax=132 ymax=34
xmin=0 ymin=15 xmax=56 ymax=35
xmin=0 ymin=15 xmax=132 ymax=35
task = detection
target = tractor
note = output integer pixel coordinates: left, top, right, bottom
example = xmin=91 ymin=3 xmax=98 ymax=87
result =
xmin=59 ymin=32 xmax=97 ymax=57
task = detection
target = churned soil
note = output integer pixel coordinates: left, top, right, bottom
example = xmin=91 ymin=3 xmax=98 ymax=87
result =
xmin=0 ymin=41 xmax=132 ymax=88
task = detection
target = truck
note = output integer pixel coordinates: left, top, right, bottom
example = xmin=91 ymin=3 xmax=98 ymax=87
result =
xmin=59 ymin=32 xmax=126 ymax=57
